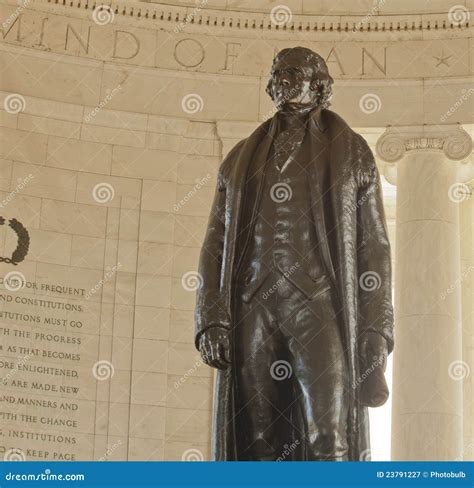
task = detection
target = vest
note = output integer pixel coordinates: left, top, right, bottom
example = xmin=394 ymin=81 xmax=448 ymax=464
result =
xmin=238 ymin=112 xmax=330 ymax=302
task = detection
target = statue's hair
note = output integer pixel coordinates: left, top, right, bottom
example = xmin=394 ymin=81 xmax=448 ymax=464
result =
xmin=309 ymin=79 xmax=333 ymax=109
xmin=266 ymin=47 xmax=334 ymax=109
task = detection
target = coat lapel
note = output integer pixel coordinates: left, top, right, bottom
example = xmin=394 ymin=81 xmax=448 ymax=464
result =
xmin=307 ymin=113 xmax=337 ymax=287
xmin=222 ymin=117 xmax=276 ymax=304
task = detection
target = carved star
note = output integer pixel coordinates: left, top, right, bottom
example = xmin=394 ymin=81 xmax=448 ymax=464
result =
xmin=433 ymin=52 xmax=452 ymax=67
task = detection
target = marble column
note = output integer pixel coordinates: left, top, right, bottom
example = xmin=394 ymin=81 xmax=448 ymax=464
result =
xmin=376 ymin=125 xmax=473 ymax=460
xmin=459 ymin=181 xmax=473 ymax=460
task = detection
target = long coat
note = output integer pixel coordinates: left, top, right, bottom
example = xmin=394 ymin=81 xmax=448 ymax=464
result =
xmin=195 ymin=108 xmax=394 ymax=461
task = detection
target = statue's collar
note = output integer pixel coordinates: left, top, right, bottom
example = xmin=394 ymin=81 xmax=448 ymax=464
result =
xmin=308 ymin=106 xmax=327 ymax=133
xmin=276 ymin=106 xmax=327 ymax=133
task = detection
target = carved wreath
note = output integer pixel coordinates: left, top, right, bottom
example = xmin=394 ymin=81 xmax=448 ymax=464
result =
xmin=0 ymin=217 xmax=29 ymax=265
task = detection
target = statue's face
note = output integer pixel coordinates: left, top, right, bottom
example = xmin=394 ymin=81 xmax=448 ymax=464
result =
xmin=269 ymin=52 xmax=320 ymax=113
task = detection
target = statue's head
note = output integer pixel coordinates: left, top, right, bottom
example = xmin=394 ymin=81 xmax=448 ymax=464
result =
xmin=266 ymin=47 xmax=334 ymax=113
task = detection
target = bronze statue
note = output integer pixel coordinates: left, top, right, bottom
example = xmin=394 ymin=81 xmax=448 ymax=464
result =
xmin=195 ymin=47 xmax=394 ymax=461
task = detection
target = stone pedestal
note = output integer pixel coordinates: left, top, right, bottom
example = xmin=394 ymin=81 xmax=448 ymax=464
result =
xmin=376 ymin=125 xmax=473 ymax=460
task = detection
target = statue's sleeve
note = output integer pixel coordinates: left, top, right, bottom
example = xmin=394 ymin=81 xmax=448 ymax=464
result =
xmin=356 ymin=143 xmax=394 ymax=354
xmin=194 ymin=160 xmax=232 ymax=350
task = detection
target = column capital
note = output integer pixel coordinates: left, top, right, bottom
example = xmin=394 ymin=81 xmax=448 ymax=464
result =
xmin=376 ymin=125 xmax=472 ymax=163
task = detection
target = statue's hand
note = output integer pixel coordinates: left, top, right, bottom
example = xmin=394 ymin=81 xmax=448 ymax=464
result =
xmin=359 ymin=332 xmax=388 ymax=372
xmin=199 ymin=327 xmax=231 ymax=370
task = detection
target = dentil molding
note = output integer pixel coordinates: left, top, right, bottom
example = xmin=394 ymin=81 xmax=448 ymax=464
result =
xmin=16 ymin=0 xmax=473 ymax=34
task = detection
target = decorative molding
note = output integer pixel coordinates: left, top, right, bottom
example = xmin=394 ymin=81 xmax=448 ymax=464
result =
xmin=0 ymin=217 xmax=30 ymax=265
xmin=376 ymin=125 xmax=472 ymax=163
xmin=29 ymin=0 xmax=472 ymax=33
